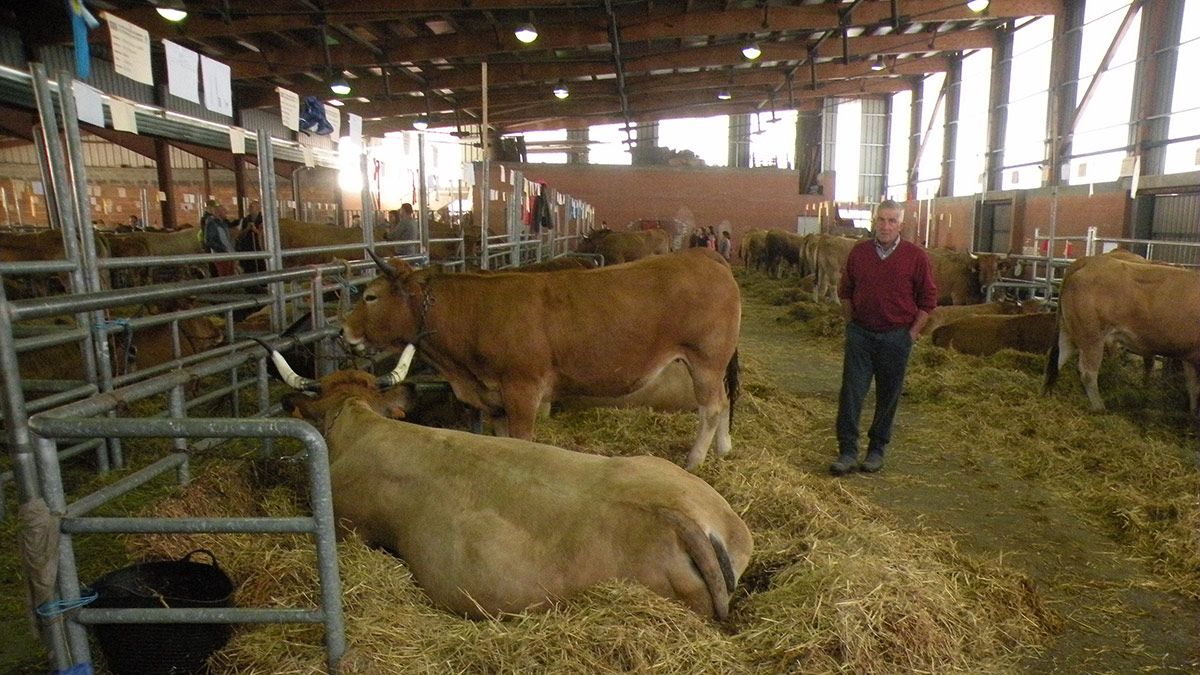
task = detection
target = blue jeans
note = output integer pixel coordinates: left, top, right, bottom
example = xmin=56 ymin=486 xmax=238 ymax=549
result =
xmin=836 ymin=322 xmax=913 ymax=459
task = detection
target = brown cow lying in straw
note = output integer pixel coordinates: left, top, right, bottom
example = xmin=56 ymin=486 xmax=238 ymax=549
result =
xmin=270 ymin=345 xmax=753 ymax=620
xmin=1045 ymin=252 xmax=1200 ymax=413
xmin=919 ymin=298 xmax=1043 ymax=337
xmin=342 ymin=248 xmax=741 ymax=471
xmin=931 ymin=312 xmax=1057 ymax=357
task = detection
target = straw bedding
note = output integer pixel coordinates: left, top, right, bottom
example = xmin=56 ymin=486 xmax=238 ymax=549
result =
xmin=106 ymin=270 xmax=1197 ymax=673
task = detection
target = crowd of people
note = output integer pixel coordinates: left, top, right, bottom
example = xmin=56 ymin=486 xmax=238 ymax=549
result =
xmin=688 ymin=225 xmax=733 ymax=262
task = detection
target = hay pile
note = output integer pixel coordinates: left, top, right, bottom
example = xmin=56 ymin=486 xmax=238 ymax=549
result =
xmin=125 ymin=351 xmax=1056 ymax=674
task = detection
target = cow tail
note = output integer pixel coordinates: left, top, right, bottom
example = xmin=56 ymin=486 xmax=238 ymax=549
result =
xmin=725 ymin=349 xmax=740 ymax=431
xmin=1043 ymin=313 xmax=1061 ymax=394
xmin=664 ymin=510 xmax=734 ymax=620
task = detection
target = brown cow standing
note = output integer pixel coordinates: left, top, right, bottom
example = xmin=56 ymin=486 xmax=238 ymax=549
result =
xmin=577 ymin=228 xmax=671 ymax=264
xmin=342 ymin=248 xmax=742 ymax=470
xmin=1044 ymin=253 xmax=1200 ymax=413
xmin=272 ymin=346 xmax=753 ymax=620
xmin=926 ymin=248 xmax=1010 ymax=306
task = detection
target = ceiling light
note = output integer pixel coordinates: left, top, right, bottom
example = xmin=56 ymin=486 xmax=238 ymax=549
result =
xmin=870 ymin=55 xmax=885 ymax=71
xmin=553 ymin=82 xmax=569 ymax=99
xmin=327 ymin=99 xmax=344 ymax=107
xmin=966 ymin=0 xmax=990 ymax=12
xmin=742 ymin=43 xmax=761 ymax=61
xmin=717 ymin=90 xmax=732 ymax=101
xmin=329 ymin=78 xmax=351 ymax=96
xmin=515 ymin=23 xmax=538 ymax=43
xmin=412 ymin=115 xmax=429 ymax=131
xmin=155 ymin=2 xmax=188 ymax=22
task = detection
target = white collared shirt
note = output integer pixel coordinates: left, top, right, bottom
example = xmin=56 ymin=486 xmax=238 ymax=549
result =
xmin=874 ymin=238 xmax=900 ymax=260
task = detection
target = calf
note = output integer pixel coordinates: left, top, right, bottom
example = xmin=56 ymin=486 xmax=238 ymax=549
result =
xmin=931 ymin=312 xmax=1057 ymax=357
xmin=272 ymin=346 xmax=753 ymax=620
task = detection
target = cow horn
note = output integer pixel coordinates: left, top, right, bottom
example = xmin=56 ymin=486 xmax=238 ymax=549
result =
xmin=376 ymin=343 xmax=416 ymax=388
xmin=366 ymin=248 xmax=398 ymax=279
xmin=251 ymin=338 xmax=321 ymax=391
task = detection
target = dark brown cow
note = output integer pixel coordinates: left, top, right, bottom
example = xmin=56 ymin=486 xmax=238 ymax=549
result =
xmin=931 ymin=312 xmax=1057 ymax=356
xmin=1045 ymin=253 xmax=1200 ymax=413
xmin=920 ymin=298 xmax=1042 ymax=337
xmin=272 ymin=345 xmax=753 ymax=620
xmin=577 ymin=228 xmax=671 ymax=264
xmin=342 ymin=248 xmax=742 ymax=470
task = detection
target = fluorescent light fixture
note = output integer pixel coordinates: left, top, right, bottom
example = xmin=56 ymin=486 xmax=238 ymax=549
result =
xmin=327 ymin=99 xmax=344 ymax=107
xmin=553 ymin=82 xmax=569 ymax=99
xmin=156 ymin=7 xmax=188 ymax=22
xmin=515 ymin=23 xmax=538 ymax=43
xmin=870 ymin=55 xmax=885 ymax=71
xmin=966 ymin=0 xmax=989 ymax=12
xmin=717 ymin=89 xmax=732 ymax=100
xmin=413 ymin=116 xmax=429 ymax=131
xmin=329 ymin=78 xmax=351 ymax=95
xmin=742 ymin=43 xmax=761 ymax=60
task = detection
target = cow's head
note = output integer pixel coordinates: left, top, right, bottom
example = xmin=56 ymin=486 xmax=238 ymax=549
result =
xmin=267 ymin=342 xmax=417 ymax=430
xmin=342 ymin=250 xmax=423 ymax=352
xmin=975 ymin=253 xmax=1014 ymax=288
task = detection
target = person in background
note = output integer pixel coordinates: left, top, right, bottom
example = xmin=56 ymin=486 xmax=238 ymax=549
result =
xmin=831 ymin=199 xmax=937 ymax=476
xmin=127 ymin=214 xmax=144 ymax=230
xmin=385 ymin=202 xmax=419 ymax=254
xmin=201 ymin=198 xmax=238 ymax=277
xmin=350 ymin=214 xmax=362 ymax=229
xmin=718 ymin=230 xmax=733 ymax=262
xmin=236 ymin=200 xmax=264 ymax=274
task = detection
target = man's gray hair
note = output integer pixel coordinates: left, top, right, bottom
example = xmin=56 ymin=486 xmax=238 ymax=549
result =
xmin=875 ymin=199 xmax=905 ymax=217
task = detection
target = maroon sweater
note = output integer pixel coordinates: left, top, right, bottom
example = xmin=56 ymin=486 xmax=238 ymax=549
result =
xmin=838 ymin=239 xmax=938 ymax=332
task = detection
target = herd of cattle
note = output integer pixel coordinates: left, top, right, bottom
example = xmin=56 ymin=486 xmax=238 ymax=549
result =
xmin=3 ymin=220 xmax=1196 ymax=622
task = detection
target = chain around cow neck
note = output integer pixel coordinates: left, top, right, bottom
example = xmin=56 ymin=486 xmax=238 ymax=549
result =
xmin=405 ymin=276 xmax=436 ymax=347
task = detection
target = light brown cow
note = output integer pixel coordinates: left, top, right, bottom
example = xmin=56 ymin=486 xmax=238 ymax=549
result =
xmin=576 ymin=228 xmax=671 ymax=265
xmin=813 ymin=235 xmax=858 ymax=303
xmin=18 ymin=315 xmax=225 ymax=382
xmin=931 ymin=312 xmax=1057 ymax=356
xmin=342 ymin=248 xmax=741 ymax=470
xmin=1044 ymin=253 xmax=1200 ymax=413
xmin=739 ymin=229 xmax=768 ymax=271
xmin=555 ymin=360 xmax=697 ymax=413
xmin=274 ymin=347 xmax=753 ymax=620
xmin=926 ymin=248 xmax=1011 ymax=305
xmin=104 ymin=229 xmax=206 ymax=285
xmin=0 ymin=229 xmax=112 ymax=295
xmin=279 ymin=218 xmax=383 ymax=266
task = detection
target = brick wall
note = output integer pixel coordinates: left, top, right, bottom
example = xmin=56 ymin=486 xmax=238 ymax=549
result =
xmin=0 ymin=166 xmax=342 ymax=230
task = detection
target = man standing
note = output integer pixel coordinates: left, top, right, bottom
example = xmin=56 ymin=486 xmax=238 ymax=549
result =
xmin=831 ymin=199 xmax=937 ymax=476
xmin=385 ymin=202 xmax=419 ymax=254
xmin=201 ymin=198 xmax=238 ymax=277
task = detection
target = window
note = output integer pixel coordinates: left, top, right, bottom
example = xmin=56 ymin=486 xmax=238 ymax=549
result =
xmin=587 ymin=123 xmax=633 ymax=165
xmin=833 ymin=99 xmax=862 ymax=202
xmin=659 ymin=116 xmax=730 ymax=167
xmin=1164 ymin=0 xmax=1200 ymax=174
xmin=886 ymin=89 xmax=912 ymax=201
xmin=1068 ymin=0 xmax=1140 ymax=185
xmin=953 ymin=50 xmax=992 ymax=196
xmin=749 ymin=110 xmax=798 ymax=168
xmin=1002 ymin=17 xmax=1055 ymax=189
xmin=522 ymin=129 xmax=568 ymax=164
xmin=915 ymin=72 xmax=946 ymax=199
